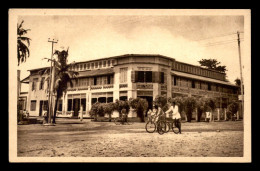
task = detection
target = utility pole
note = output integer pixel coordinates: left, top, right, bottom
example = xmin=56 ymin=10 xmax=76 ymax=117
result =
xmin=237 ymin=31 xmax=244 ymax=119
xmin=47 ymin=38 xmax=58 ymax=124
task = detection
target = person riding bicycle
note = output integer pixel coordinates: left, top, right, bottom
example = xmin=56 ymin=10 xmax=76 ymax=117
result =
xmin=154 ymin=104 xmax=164 ymax=122
xmin=165 ymin=101 xmax=182 ymax=134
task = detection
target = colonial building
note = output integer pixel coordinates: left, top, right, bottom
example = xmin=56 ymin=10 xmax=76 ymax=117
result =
xmin=24 ymin=54 xmax=239 ymax=118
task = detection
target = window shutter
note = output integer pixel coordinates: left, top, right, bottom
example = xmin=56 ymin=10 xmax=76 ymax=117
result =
xmin=152 ymin=71 xmax=156 ymax=83
xmin=131 ymin=71 xmax=135 ymax=82
xmin=160 ymin=72 xmax=164 ymax=84
xmin=131 ymin=71 xmax=138 ymax=83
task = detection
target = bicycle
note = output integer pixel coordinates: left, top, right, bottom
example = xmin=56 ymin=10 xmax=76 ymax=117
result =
xmin=114 ymin=114 xmax=132 ymax=125
xmin=156 ymin=114 xmax=168 ymax=135
xmin=145 ymin=113 xmax=161 ymax=133
xmin=164 ymin=118 xmax=180 ymax=134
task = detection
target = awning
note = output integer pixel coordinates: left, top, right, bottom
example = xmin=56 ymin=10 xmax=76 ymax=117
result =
xmin=20 ymin=76 xmax=30 ymax=84
xmin=77 ymin=68 xmax=114 ymax=77
xmin=171 ymin=71 xmax=237 ymax=87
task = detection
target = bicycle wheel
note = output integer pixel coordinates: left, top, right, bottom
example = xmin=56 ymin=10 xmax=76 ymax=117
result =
xmin=145 ymin=121 xmax=156 ymax=133
xmin=157 ymin=121 xmax=166 ymax=135
xmin=165 ymin=122 xmax=170 ymax=133
xmin=114 ymin=117 xmax=120 ymax=125
xmin=172 ymin=122 xmax=180 ymax=134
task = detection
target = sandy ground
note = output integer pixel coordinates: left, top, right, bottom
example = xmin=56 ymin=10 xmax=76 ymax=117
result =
xmin=17 ymin=119 xmax=243 ymax=157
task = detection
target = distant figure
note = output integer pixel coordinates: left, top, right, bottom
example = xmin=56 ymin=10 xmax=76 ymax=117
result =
xmin=121 ymin=108 xmax=127 ymax=124
xmin=79 ymin=104 xmax=83 ymax=121
xmin=205 ymin=112 xmax=211 ymax=122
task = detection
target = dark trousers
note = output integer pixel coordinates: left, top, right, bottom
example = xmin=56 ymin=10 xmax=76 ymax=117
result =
xmin=174 ymin=118 xmax=182 ymax=133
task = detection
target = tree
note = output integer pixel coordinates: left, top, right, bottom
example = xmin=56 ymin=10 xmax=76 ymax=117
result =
xmin=198 ymin=59 xmax=227 ymax=74
xmin=235 ymin=78 xmax=244 ymax=95
xmin=197 ymin=97 xmax=217 ymax=122
xmin=129 ymin=98 xmax=148 ymax=122
xmin=103 ymin=102 xmax=115 ymax=122
xmin=17 ymin=20 xmax=31 ymax=66
xmin=41 ymin=48 xmax=78 ymax=124
xmin=227 ymin=100 xmax=239 ymax=120
xmin=183 ymin=96 xmax=197 ymax=122
xmin=154 ymin=95 xmax=168 ymax=112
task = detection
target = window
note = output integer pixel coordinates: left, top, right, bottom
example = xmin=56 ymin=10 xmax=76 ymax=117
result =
xmin=208 ymin=83 xmax=211 ymax=91
xmin=108 ymin=60 xmax=111 ymax=66
xmin=107 ymin=75 xmax=113 ymax=84
xmin=94 ymin=77 xmax=97 ymax=85
xmin=112 ymin=60 xmax=115 ymax=65
xmin=120 ymin=68 xmax=128 ymax=83
xmin=91 ymin=98 xmax=97 ymax=105
xmin=67 ymin=99 xmax=72 ymax=111
xmin=120 ymin=96 xmax=128 ymax=101
xmin=32 ymin=78 xmax=38 ymax=91
xmin=95 ymin=62 xmax=98 ymax=68
xmin=91 ymin=63 xmax=94 ymax=69
xmin=58 ymin=100 xmax=62 ymax=111
xmin=99 ymin=61 xmax=102 ymax=68
xmin=98 ymin=97 xmax=106 ymax=103
xmin=103 ymin=61 xmax=106 ymax=67
xmin=80 ymin=64 xmax=82 ymax=70
xmin=192 ymin=80 xmax=195 ymax=88
xmin=107 ymin=97 xmax=113 ymax=103
xmin=84 ymin=64 xmax=86 ymax=70
xmin=87 ymin=63 xmax=90 ymax=69
xmin=40 ymin=77 xmax=45 ymax=90
xmin=81 ymin=98 xmax=86 ymax=111
xmin=137 ymin=71 xmax=145 ymax=82
xmin=173 ymin=76 xmax=177 ymax=86
xmin=30 ymin=100 xmax=36 ymax=111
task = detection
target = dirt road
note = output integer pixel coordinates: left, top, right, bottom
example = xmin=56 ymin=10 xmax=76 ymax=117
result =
xmin=17 ymin=119 xmax=243 ymax=157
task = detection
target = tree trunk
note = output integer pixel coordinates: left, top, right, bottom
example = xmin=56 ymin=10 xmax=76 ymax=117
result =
xmin=109 ymin=113 xmax=111 ymax=122
xmin=52 ymin=94 xmax=59 ymax=124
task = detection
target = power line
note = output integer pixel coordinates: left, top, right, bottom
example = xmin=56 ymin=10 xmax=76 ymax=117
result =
xmin=203 ymin=39 xmax=244 ymax=47
xmin=195 ymin=32 xmax=242 ymax=41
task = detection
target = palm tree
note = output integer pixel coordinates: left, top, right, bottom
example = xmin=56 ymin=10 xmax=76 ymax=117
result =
xmin=40 ymin=48 xmax=78 ymax=124
xmin=17 ymin=20 xmax=31 ymax=66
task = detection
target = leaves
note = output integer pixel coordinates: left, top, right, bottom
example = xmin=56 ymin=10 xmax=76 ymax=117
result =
xmin=17 ymin=20 xmax=31 ymax=66
xmin=198 ymin=59 xmax=227 ymax=74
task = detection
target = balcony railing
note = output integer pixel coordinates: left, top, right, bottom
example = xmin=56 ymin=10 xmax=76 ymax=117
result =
xmin=172 ymin=86 xmax=238 ymax=98
xmin=67 ymin=84 xmax=114 ymax=91
xmin=119 ymin=84 xmax=128 ymax=88
xmin=136 ymin=83 xmax=153 ymax=89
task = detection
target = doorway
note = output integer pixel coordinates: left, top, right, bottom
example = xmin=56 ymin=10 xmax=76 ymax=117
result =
xmin=39 ymin=100 xmax=48 ymax=116
xmin=73 ymin=98 xmax=80 ymax=117
xmin=137 ymin=96 xmax=153 ymax=117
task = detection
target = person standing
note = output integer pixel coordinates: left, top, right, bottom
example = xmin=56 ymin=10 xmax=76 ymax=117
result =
xmin=121 ymin=108 xmax=127 ymax=124
xmin=165 ymin=101 xmax=182 ymax=134
xmin=79 ymin=104 xmax=83 ymax=121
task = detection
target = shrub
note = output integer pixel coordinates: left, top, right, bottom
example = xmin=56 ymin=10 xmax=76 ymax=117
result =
xmin=154 ymin=95 xmax=169 ymax=112
xmin=114 ymin=99 xmax=130 ymax=116
xmin=197 ymin=97 xmax=217 ymax=122
xmin=183 ymin=96 xmax=197 ymax=122
xmin=103 ymin=102 xmax=114 ymax=122
xmin=227 ymin=100 xmax=239 ymax=119
xmin=129 ymin=97 xmax=148 ymax=122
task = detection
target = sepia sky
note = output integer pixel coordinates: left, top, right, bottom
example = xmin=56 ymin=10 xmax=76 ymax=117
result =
xmin=17 ymin=14 xmax=245 ymax=91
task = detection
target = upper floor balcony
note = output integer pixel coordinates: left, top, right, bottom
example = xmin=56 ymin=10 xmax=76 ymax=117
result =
xmin=172 ymin=86 xmax=238 ymax=99
xmin=67 ymin=84 xmax=114 ymax=91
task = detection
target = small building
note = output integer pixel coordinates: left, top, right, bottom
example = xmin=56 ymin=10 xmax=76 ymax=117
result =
xmin=24 ymin=54 xmax=239 ymax=118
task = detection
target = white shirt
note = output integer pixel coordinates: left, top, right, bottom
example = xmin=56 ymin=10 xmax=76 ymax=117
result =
xmin=166 ymin=105 xmax=181 ymax=119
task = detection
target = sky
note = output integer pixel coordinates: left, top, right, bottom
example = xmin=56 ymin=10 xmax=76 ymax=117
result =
xmin=16 ymin=14 xmax=245 ymax=92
